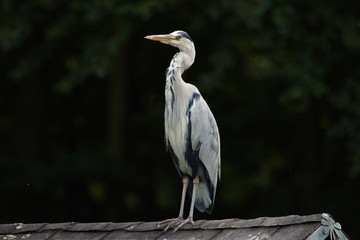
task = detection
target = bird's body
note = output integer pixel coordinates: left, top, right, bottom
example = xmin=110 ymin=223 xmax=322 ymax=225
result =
xmin=145 ymin=30 xmax=220 ymax=231
xmin=165 ymin=63 xmax=219 ymax=213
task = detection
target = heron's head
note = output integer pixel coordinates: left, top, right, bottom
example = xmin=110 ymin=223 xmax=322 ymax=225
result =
xmin=145 ymin=30 xmax=194 ymax=53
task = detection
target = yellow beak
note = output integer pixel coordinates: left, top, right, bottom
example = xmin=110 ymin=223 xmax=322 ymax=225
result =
xmin=144 ymin=34 xmax=176 ymax=43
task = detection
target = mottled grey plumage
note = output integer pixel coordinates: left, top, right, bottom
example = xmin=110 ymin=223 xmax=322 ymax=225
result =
xmin=145 ymin=30 xmax=221 ymax=231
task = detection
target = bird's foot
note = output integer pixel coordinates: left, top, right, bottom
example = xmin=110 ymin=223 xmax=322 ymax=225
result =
xmin=158 ymin=217 xmax=195 ymax=232
xmin=158 ymin=217 xmax=183 ymax=232
xmin=172 ymin=217 xmax=195 ymax=232
xmin=157 ymin=217 xmax=181 ymax=229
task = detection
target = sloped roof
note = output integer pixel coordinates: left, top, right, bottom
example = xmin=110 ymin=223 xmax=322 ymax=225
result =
xmin=0 ymin=213 xmax=349 ymax=240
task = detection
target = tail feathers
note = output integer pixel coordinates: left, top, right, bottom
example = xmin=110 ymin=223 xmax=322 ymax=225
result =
xmin=188 ymin=181 xmax=214 ymax=214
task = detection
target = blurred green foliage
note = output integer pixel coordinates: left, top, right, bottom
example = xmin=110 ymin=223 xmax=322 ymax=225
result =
xmin=1 ymin=0 xmax=360 ymax=237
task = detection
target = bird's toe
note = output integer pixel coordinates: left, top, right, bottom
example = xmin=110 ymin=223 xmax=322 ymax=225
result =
xmin=158 ymin=217 xmax=183 ymax=232
xmin=173 ymin=217 xmax=195 ymax=232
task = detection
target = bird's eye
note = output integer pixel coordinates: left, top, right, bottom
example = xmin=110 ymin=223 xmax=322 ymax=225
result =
xmin=176 ymin=35 xmax=183 ymax=40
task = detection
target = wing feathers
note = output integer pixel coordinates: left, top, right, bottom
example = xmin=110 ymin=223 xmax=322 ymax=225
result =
xmin=186 ymin=92 xmax=221 ymax=212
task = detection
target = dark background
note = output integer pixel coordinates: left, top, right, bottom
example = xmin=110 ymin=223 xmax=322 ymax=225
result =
xmin=1 ymin=0 xmax=360 ymax=237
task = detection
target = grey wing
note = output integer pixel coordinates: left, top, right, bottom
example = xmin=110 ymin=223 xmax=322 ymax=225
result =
xmin=189 ymin=95 xmax=221 ymax=190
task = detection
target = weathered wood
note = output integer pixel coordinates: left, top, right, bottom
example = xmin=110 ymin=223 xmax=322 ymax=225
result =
xmin=292 ymin=214 xmax=323 ymax=224
xmin=199 ymin=218 xmax=239 ymax=229
xmin=10 ymin=223 xmax=46 ymax=234
xmin=2 ymin=231 xmax=55 ymax=240
xmin=0 ymin=213 xmax=349 ymax=240
xmin=50 ymin=231 xmax=109 ymax=240
xmin=261 ymin=215 xmax=297 ymax=226
xmin=104 ymin=222 xmax=142 ymax=231
xmin=211 ymin=226 xmax=279 ymax=240
xmin=104 ymin=230 xmax=164 ymax=240
xmin=128 ymin=221 xmax=160 ymax=231
xmin=158 ymin=229 xmax=220 ymax=240
xmin=40 ymin=222 xmax=75 ymax=231
xmin=0 ymin=224 xmax=17 ymax=234
xmin=68 ymin=222 xmax=111 ymax=231
xmin=270 ymin=223 xmax=320 ymax=240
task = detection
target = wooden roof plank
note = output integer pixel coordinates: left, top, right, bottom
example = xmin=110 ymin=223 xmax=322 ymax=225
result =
xmin=41 ymin=222 xmax=75 ymax=231
xmin=260 ymin=215 xmax=297 ymax=227
xmin=12 ymin=223 xmax=47 ymax=234
xmin=229 ymin=217 xmax=268 ymax=229
xmin=198 ymin=218 xmax=239 ymax=229
xmin=292 ymin=214 xmax=323 ymax=224
xmin=269 ymin=223 xmax=320 ymax=240
xmin=104 ymin=222 xmax=143 ymax=231
xmin=0 ymin=224 xmax=17 ymax=234
xmin=157 ymin=229 xmax=220 ymax=240
xmin=201 ymin=217 xmax=268 ymax=229
xmin=129 ymin=219 xmax=209 ymax=231
xmin=211 ymin=226 xmax=279 ymax=240
xmin=48 ymin=231 xmax=108 ymax=240
xmin=128 ymin=221 xmax=160 ymax=231
xmin=0 ymin=231 xmax=55 ymax=240
xmin=104 ymin=230 xmax=164 ymax=240
xmin=68 ymin=222 xmax=111 ymax=231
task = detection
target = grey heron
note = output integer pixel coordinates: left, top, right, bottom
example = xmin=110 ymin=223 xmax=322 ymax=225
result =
xmin=145 ymin=30 xmax=221 ymax=232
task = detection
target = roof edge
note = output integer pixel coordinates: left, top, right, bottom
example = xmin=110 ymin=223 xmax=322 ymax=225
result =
xmin=0 ymin=213 xmax=329 ymax=234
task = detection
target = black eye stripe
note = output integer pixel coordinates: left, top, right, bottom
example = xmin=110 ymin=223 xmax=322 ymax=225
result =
xmin=177 ymin=31 xmax=193 ymax=42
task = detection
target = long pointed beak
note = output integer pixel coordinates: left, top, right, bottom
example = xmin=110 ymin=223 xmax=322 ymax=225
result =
xmin=144 ymin=34 xmax=175 ymax=43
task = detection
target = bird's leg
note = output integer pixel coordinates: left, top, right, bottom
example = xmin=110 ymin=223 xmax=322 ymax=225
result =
xmin=158 ymin=177 xmax=189 ymax=230
xmin=178 ymin=176 xmax=189 ymax=219
xmin=172 ymin=177 xmax=199 ymax=232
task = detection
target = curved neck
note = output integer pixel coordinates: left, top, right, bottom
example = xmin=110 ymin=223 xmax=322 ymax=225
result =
xmin=169 ymin=50 xmax=195 ymax=76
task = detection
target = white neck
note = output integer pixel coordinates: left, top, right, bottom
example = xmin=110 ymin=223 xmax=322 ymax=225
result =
xmin=169 ymin=47 xmax=195 ymax=76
